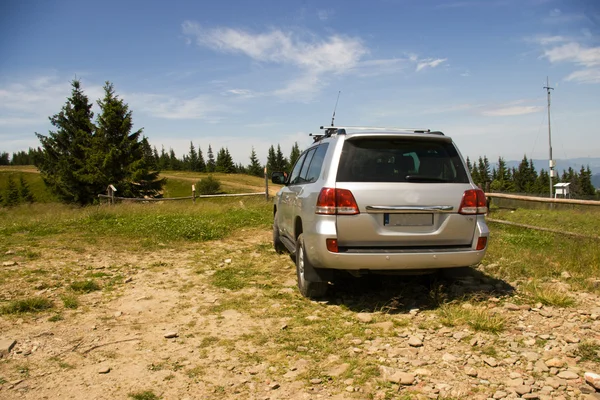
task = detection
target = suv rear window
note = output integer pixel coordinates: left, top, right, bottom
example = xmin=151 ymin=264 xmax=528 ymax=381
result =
xmin=336 ymin=138 xmax=469 ymax=183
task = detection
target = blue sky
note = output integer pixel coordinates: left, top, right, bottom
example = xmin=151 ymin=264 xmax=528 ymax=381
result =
xmin=1 ymin=0 xmax=599 ymax=166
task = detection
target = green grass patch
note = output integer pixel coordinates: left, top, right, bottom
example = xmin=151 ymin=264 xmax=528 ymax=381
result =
xmin=70 ymin=280 xmax=101 ymax=293
xmin=128 ymin=391 xmax=160 ymax=400
xmin=491 ymin=208 xmax=600 ymax=237
xmin=48 ymin=313 xmax=63 ymax=322
xmin=521 ymin=282 xmax=576 ymax=307
xmin=576 ymin=340 xmax=600 ymax=363
xmin=61 ymin=294 xmax=79 ymax=309
xmin=438 ymin=304 xmax=505 ymax=333
xmin=1 ymin=297 xmax=54 ymax=314
xmin=210 ymin=265 xmax=261 ymax=290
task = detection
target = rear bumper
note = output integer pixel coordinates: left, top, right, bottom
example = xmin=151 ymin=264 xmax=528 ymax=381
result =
xmin=305 ymin=216 xmax=488 ymax=271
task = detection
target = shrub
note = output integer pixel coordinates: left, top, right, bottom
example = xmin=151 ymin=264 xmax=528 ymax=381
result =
xmin=197 ymin=175 xmax=221 ymax=195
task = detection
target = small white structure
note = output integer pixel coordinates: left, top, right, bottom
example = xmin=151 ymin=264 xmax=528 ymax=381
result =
xmin=554 ymin=182 xmax=571 ymax=198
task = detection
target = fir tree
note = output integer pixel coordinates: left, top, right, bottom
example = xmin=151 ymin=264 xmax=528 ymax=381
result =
xmin=266 ymin=145 xmax=276 ymax=174
xmin=275 ymin=144 xmax=287 ymax=171
xmin=5 ymin=175 xmax=20 ymax=206
xmin=289 ymin=142 xmax=301 ymax=170
xmin=247 ymin=147 xmax=263 ymax=177
xmin=35 ymin=79 xmax=96 ymax=205
xmin=92 ymin=82 xmax=165 ymax=198
xmin=19 ymin=175 xmax=34 ymax=203
xmin=206 ymin=145 xmax=216 ymax=172
xmin=197 ymin=145 xmax=206 ymax=172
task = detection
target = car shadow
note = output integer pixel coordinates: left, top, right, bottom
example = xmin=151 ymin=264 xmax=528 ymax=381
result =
xmin=323 ymin=267 xmax=515 ymax=314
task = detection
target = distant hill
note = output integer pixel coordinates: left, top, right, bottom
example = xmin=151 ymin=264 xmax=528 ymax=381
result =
xmin=592 ymin=174 xmax=600 ymax=189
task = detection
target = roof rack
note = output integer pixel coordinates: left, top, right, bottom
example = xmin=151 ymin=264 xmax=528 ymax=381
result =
xmin=311 ymin=126 xmax=443 ymax=143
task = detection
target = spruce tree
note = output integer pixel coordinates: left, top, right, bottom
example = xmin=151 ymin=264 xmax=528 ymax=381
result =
xmin=289 ymin=142 xmax=301 ymax=170
xmin=158 ymin=146 xmax=169 ymax=170
xmin=197 ymin=145 xmax=206 ymax=172
xmin=247 ymin=147 xmax=263 ymax=177
xmin=168 ymin=148 xmax=180 ymax=170
xmin=579 ymin=166 xmax=596 ymax=196
xmin=5 ymin=175 xmax=20 ymax=206
xmin=206 ymin=145 xmax=216 ymax=172
xmin=0 ymin=152 xmax=10 ymax=165
xmin=35 ymin=79 xmax=96 ymax=204
xmin=275 ymin=145 xmax=287 ymax=171
xmin=188 ymin=141 xmax=198 ymax=172
xmin=266 ymin=145 xmax=276 ymax=174
xmin=19 ymin=175 xmax=34 ymax=203
xmin=93 ymin=82 xmax=165 ymax=198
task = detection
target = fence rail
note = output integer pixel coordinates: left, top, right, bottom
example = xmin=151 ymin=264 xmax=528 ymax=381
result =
xmin=485 ymin=192 xmax=600 ymax=206
xmin=98 ymin=192 xmax=267 ymax=204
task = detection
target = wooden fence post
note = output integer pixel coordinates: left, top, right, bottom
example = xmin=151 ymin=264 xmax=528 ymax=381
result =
xmin=264 ymin=167 xmax=269 ymax=201
xmin=192 ymin=184 xmax=196 ymax=204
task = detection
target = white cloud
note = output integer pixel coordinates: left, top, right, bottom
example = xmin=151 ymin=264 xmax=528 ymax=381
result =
xmin=416 ymin=58 xmax=447 ymax=72
xmin=549 ymin=8 xmax=561 ymax=17
xmin=128 ymin=92 xmax=230 ymax=122
xmin=481 ymin=105 xmax=543 ymax=116
xmin=182 ymin=21 xmax=366 ymax=74
xmin=541 ymin=41 xmax=600 ymax=84
xmin=527 ymin=35 xmax=568 ymax=45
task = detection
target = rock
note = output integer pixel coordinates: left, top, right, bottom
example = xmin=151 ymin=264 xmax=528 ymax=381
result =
xmin=493 ymin=390 xmax=508 ymax=399
xmin=408 ymin=336 xmax=423 ymax=347
xmin=522 ymin=351 xmax=541 ymax=362
xmin=325 ymin=363 xmax=349 ymax=378
xmin=534 ymin=360 xmax=549 ymax=373
xmin=561 ymin=271 xmax=572 ymax=279
xmin=305 ymin=315 xmax=320 ymax=321
xmin=124 ymin=277 xmax=133 ymax=283
xmin=522 ymin=393 xmax=540 ymax=399
xmin=584 ymin=372 xmax=600 ymax=390
xmin=372 ymin=321 xmax=394 ymax=332
xmin=442 ymin=353 xmax=459 ymax=362
xmin=465 ymin=367 xmax=478 ymax=377
xmin=0 ymin=339 xmax=17 ymax=358
xmin=379 ymin=366 xmax=415 ymax=385
xmin=515 ymin=385 xmax=532 ymax=395
xmin=269 ymin=382 xmax=280 ymax=390
xmin=564 ymin=335 xmax=580 ymax=344
xmin=280 ymin=324 xmax=288 ymax=330
xmin=114 ymin=311 xmax=122 ymax=318
xmin=5 ymin=250 xmax=15 ymax=255
xmin=356 ymin=313 xmax=373 ymax=323
xmin=310 ymin=378 xmax=322 ymax=384
xmin=2 ymin=261 xmax=17 ymax=267
xmin=504 ymin=303 xmax=521 ymax=311
xmin=557 ymin=370 xmax=579 ymax=380
xmin=98 ymin=366 xmax=111 ymax=374
xmin=453 ymin=331 xmax=469 ymax=341
xmin=224 ymin=259 xmax=232 ymax=264
xmin=546 ymin=358 xmax=564 ymax=368
xmin=483 ymin=357 xmax=498 ymax=367
xmin=164 ymin=332 xmax=178 ymax=339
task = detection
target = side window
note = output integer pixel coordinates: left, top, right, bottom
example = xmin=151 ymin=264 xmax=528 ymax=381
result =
xmin=288 ymin=151 xmax=308 ymax=185
xmin=304 ymin=144 xmax=329 ymax=183
xmin=298 ymin=149 xmax=316 ymax=183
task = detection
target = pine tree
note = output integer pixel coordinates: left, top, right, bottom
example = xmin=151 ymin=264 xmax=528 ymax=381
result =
xmin=289 ymin=142 xmax=301 ymax=170
xmin=535 ymin=169 xmax=550 ymax=195
xmin=92 ymin=82 xmax=165 ymax=198
xmin=5 ymin=175 xmax=20 ymax=206
xmin=275 ymin=144 xmax=287 ymax=171
xmin=197 ymin=145 xmax=206 ymax=172
xmin=35 ymin=79 xmax=96 ymax=204
xmin=247 ymin=147 xmax=263 ymax=177
xmin=490 ymin=157 xmax=513 ymax=192
xmin=266 ymin=145 xmax=276 ymax=174
xmin=206 ymin=145 xmax=215 ymax=172
xmin=579 ymin=166 xmax=596 ymax=196
xmin=0 ymin=152 xmax=9 ymax=165
xmin=168 ymin=148 xmax=181 ymax=171
xmin=188 ymin=141 xmax=198 ymax=172
xmin=19 ymin=175 xmax=34 ymax=203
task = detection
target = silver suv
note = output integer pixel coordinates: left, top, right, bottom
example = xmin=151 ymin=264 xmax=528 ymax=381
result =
xmin=271 ymin=126 xmax=489 ymax=299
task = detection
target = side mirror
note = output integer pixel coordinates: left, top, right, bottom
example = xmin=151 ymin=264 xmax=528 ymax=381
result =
xmin=271 ymin=171 xmax=287 ymax=184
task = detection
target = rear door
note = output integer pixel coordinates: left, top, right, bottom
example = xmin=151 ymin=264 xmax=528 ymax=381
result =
xmin=335 ymin=135 xmax=476 ymax=248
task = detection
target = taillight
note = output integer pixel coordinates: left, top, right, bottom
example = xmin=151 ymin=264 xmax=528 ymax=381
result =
xmin=476 ymin=237 xmax=487 ymax=250
xmin=458 ymin=189 xmax=488 ymax=215
xmin=316 ymin=188 xmax=359 ymax=215
xmin=326 ymin=239 xmax=339 ymax=253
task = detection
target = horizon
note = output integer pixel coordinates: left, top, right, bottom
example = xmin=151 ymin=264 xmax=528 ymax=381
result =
xmin=1 ymin=0 xmax=599 ymax=166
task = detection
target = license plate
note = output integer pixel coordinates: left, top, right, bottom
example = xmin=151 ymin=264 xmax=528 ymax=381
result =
xmin=384 ymin=213 xmax=433 ymax=226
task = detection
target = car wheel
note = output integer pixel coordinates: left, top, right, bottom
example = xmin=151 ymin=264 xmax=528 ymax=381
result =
xmin=295 ymin=234 xmax=328 ymax=299
xmin=273 ymin=212 xmax=286 ymax=254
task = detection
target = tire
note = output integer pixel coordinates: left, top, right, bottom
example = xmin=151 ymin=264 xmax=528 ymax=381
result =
xmin=295 ymin=234 xmax=328 ymax=299
xmin=273 ymin=212 xmax=286 ymax=254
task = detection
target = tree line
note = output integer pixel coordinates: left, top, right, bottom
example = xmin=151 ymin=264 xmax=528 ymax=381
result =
xmin=468 ymin=155 xmax=597 ymax=198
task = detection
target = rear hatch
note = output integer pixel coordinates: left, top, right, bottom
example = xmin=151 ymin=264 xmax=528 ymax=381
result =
xmin=335 ymin=134 xmax=475 ymax=249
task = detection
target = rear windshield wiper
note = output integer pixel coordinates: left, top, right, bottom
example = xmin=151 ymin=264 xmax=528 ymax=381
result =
xmin=405 ymin=175 xmax=450 ymax=183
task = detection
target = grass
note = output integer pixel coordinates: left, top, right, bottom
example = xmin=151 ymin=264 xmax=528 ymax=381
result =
xmin=521 ymin=282 xmax=576 ymax=307
xmin=438 ymin=303 xmax=506 ymax=333
xmin=576 ymin=340 xmax=600 ymax=363
xmin=70 ymin=280 xmax=101 ymax=293
xmin=0 ymin=297 xmax=53 ymax=314
xmin=128 ymin=391 xmax=161 ymax=400
xmin=490 ymin=208 xmax=600 ymax=237
xmin=61 ymin=294 xmax=79 ymax=309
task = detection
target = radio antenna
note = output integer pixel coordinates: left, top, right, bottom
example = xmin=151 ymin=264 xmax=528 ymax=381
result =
xmin=331 ymin=91 xmax=341 ymax=127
